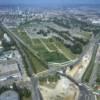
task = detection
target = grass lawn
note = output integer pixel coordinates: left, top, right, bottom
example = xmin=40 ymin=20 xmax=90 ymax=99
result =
xmin=80 ymin=31 xmax=92 ymax=40
xmin=24 ymin=47 xmax=47 ymax=73
xmin=23 ymin=96 xmax=31 ymax=100
xmin=32 ymin=38 xmax=68 ymax=63
xmin=12 ymin=27 xmax=77 ymax=73
xmin=41 ymin=38 xmax=57 ymax=51
xmin=38 ymin=37 xmax=77 ymax=60
xmin=39 ymin=51 xmax=68 ymax=63
xmin=15 ymin=30 xmax=47 ymax=73
xmin=13 ymin=29 xmax=68 ymax=73
xmin=97 ymin=96 xmax=100 ymax=100
xmin=52 ymin=37 xmax=77 ymax=60
xmin=14 ymin=29 xmax=33 ymax=49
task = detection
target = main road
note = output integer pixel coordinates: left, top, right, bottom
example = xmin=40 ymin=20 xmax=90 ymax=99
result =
xmin=0 ymin=22 xmax=42 ymax=100
xmin=57 ymin=72 xmax=96 ymax=100
xmin=0 ymin=22 xmax=97 ymax=100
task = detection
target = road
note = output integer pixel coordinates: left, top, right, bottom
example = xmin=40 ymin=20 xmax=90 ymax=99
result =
xmin=39 ymin=38 xmax=54 ymax=53
xmin=19 ymin=46 xmax=40 ymax=100
xmin=57 ymin=72 xmax=96 ymax=100
xmin=1 ymin=21 xmax=79 ymax=77
xmin=79 ymin=85 xmax=95 ymax=100
xmin=37 ymin=59 xmax=78 ymax=78
xmin=89 ymin=43 xmax=100 ymax=86
xmin=12 ymin=36 xmax=41 ymax=100
xmin=0 ymin=22 xmax=42 ymax=100
xmin=68 ymin=34 xmax=96 ymax=81
xmin=0 ymin=22 xmax=48 ymax=69
xmin=82 ymin=42 xmax=98 ymax=83
xmin=0 ymin=22 xmax=80 ymax=100
xmin=0 ymin=22 xmax=97 ymax=100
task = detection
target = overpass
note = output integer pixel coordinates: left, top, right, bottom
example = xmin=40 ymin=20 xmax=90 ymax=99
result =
xmin=36 ymin=59 xmax=78 ymax=78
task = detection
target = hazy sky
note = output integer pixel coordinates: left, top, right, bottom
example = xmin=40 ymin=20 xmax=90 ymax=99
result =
xmin=0 ymin=0 xmax=99 ymax=5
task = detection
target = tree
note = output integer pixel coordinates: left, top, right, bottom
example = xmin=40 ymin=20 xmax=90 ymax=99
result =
xmin=70 ymin=42 xmax=83 ymax=54
xmin=2 ymin=39 xmax=14 ymax=50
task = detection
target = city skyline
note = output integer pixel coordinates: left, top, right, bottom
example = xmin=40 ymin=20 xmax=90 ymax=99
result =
xmin=0 ymin=0 xmax=99 ymax=5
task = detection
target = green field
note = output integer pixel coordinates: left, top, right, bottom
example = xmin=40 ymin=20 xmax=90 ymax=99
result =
xmin=11 ymin=21 xmax=85 ymax=73
xmin=14 ymin=29 xmax=67 ymax=63
xmin=32 ymin=38 xmax=68 ymax=63
xmin=14 ymin=28 xmax=72 ymax=63
xmin=41 ymin=38 xmax=57 ymax=51
xmin=23 ymin=97 xmax=31 ymax=100
xmin=52 ymin=37 xmax=78 ymax=60
xmin=97 ymin=96 xmax=100 ymax=100
xmin=39 ymin=74 xmax=60 ymax=88
xmin=13 ymin=28 xmax=74 ymax=73
xmin=23 ymin=45 xmax=47 ymax=73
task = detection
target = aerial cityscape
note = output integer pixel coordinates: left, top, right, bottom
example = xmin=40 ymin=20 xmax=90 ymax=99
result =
xmin=0 ymin=0 xmax=100 ymax=100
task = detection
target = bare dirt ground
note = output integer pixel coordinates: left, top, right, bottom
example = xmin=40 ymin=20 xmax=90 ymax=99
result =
xmin=40 ymin=78 xmax=79 ymax=100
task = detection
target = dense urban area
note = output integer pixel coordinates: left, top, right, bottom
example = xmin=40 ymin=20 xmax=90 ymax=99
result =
xmin=0 ymin=5 xmax=100 ymax=100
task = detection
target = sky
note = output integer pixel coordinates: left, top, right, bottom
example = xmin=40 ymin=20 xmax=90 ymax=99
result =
xmin=0 ymin=0 xmax=99 ymax=5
